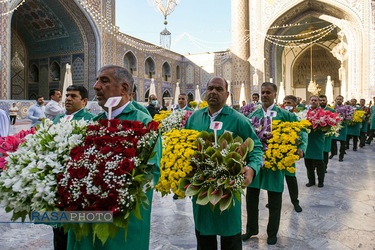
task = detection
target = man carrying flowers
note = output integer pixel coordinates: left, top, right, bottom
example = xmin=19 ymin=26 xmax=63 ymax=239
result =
xmin=244 ymin=82 xmax=305 ymax=245
xmin=184 ymin=77 xmax=263 ymax=250
xmin=359 ymin=98 xmax=369 ymax=147
xmin=305 ymin=95 xmax=326 ymax=187
xmin=52 ymin=85 xmax=94 ymax=250
xmin=346 ymin=98 xmax=362 ymax=151
xmin=67 ymin=65 xmax=161 ymax=250
xmin=330 ymin=95 xmax=349 ymax=162
xmin=319 ymin=94 xmax=336 ymax=172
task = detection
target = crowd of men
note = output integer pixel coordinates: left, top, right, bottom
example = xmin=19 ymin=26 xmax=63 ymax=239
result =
xmin=0 ymin=64 xmax=375 ymax=249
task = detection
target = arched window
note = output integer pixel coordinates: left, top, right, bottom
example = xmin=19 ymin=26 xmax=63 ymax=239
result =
xmin=176 ymin=65 xmax=180 ymax=80
xmin=50 ymin=62 xmax=60 ymax=81
xmin=187 ymin=92 xmax=194 ymax=103
xmin=145 ymin=89 xmax=150 ymax=102
xmin=145 ymin=57 xmax=155 ymax=79
xmin=124 ymin=51 xmax=137 ymax=75
xmin=29 ymin=64 xmax=39 ymax=82
xmin=162 ymin=62 xmax=171 ymax=81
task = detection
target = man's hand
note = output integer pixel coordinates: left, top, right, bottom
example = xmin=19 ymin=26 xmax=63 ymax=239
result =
xmin=242 ymin=166 xmax=255 ymax=187
xmin=297 ymin=149 xmax=304 ymax=159
xmin=38 ymin=118 xmax=43 ymax=121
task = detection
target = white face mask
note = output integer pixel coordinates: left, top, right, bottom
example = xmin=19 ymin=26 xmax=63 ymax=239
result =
xmin=152 ymin=100 xmax=158 ymax=106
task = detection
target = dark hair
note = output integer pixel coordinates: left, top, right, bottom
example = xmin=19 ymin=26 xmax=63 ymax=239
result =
xmin=319 ymin=94 xmax=327 ymax=99
xmin=179 ymin=93 xmax=187 ymax=97
xmin=36 ymin=95 xmax=43 ymax=101
xmin=261 ymin=82 xmax=277 ymax=93
xmin=66 ymin=85 xmax=88 ymax=99
xmin=310 ymin=95 xmax=319 ymax=100
xmin=252 ymin=93 xmax=260 ymax=98
xmin=98 ymin=65 xmax=134 ymax=94
xmin=284 ymin=95 xmax=297 ymax=104
xmin=336 ymin=95 xmax=343 ymax=99
xmin=133 ymin=84 xmax=137 ymax=93
xmin=49 ymin=89 xmax=60 ymax=98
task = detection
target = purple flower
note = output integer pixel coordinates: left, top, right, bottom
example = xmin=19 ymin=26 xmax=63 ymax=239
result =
xmin=335 ymin=105 xmax=354 ymax=123
xmin=241 ymin=103 xmax=260 ymax=117
xmin=251 ymin=116 xmax=272 ymax=151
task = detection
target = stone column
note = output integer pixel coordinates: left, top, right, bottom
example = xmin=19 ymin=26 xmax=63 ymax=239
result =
xmin=231 ymin=0 xmax=250 ymax=104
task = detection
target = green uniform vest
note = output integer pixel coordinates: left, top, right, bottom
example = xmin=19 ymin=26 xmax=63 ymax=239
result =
xmin=347 ymin=106 xmax=362 ymax=136
xmin=371 ymin=106 xmax=375 ymax=130
xmin=132 ymin=100 xmax=151 ymax=116
xmin=334 ymin=105 xmax=348 ymax=141
xmin=184 ymin=105 xmax=263 ymax=236
xmin=323 ymin=106 xmax=336 ymax=153
xmin=67 ymin=103 xmax=162 ymax=250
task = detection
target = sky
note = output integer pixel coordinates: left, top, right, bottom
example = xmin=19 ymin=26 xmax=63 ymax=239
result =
xmin=115 ymin=0 xmax=232 ymax=55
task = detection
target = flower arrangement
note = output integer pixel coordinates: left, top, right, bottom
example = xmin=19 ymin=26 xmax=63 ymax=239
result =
xmin=348 ymin=110 xmax=365 ymax=125
xmin=189 ymin=101 xmax=198 ymax=109
xmin=0 ymin=118 xmax=88 ymax=221
xmin=295 ymin=109 xmax=308 ymax=121
xmin=335 ymin=105 xmax=354 ymax=123
xmin=156 ymin=110 xmax=193 ymax=134
xmin=306 ymin=108 xmax=342 ymax=133
xmin=153 ymin=110 xmax=172 ymax=123
xmin=178 ymin=131 xmax=254 ymax=211
xmin=0 ymin=128 xmax=36 ymax=170
xmin=361 ymin=106 xmax=371 ymax=121
xmin=241 ymin=103 xmax=262 ymax=117
xmin=199 ymin=101 xmax=208 ymax=109
xmin=250 ymin=116 xmax=272 ymax=151
xmin=155 ymin=129 xmax=199 ymax=198
xmin=56 ymin=119 xmax=159 ymax=244
xmin=263 ymin=120 xmax=310 ymax=173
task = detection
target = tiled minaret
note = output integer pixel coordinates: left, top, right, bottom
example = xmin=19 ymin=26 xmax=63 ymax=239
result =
xmin=231 ymin=0 xmax=250 ymax=104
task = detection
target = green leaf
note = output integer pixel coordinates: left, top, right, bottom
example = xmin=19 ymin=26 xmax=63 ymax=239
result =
xmin=207 ymin=186 xmax=223 ymax=206
xmin=210 ymin=150 xmax=223 ymax=165
xmin=224 ymin=151 xmax=242 ymax=163
xmin=205 ymin=147 xmax=216 ymax=157
xmin=219 ymin=192 xmax=233 ymax=212
xmin=109 ymin=225 xmax=120 ymax=239
xmin=229 ymin=142 xmax=241 ymax=152
xmin=178 ymin=178 xmax=191 ymax=192
xmin=185 ymin=184 xmax=201 ymax=197
xmin=93 ymin=223 xmax=110 ymax=246
xmin=196 ymin=187 xmax=210 ymax=205
xmin=29 ymin=168 xmax=39 ymax=173
xmin=133 ymin=202 xmax=142 ymax=220
xmin=242 ymin=138 xmax=254 ymax=153
xmin=234 ymin=190 xmax=242 ymax=202
xmin=218 ymin=132 xmax=234 ymax=146
xmin=233 ymin=136 xmax=243 ymax=144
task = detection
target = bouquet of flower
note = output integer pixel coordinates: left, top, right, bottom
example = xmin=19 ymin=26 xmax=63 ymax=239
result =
xmin=56 ymin=119 xmax=159 ymax=244
xmin=361 ymin=106 xmax=371 ymax=121
xmin=250 ymin=116 xmax=272 ymax=151
xmin=199 ymin=101 xmax=208 ymax=109
xmin=295 ymin=109 xmax=308 ymax=121
xmin=189 ymin=101 xmax=198 ymax=109
xmin=264 ymin=120 xmax=310 ymax=173
xmin=347 ymin=110 xmax=365 ymax=125
xmin=306 ymin=108 xmax=342 ymax=133
xmin=155 ymin=129 xmax=199 ymax=198
xmin=178 ymin=131 xmax=254 ymax=211
xmin=335 ymin=105 xmax=354 ymax=124
xmin=241 ymin=103 xmax=262 ymax=117
xmin=155 ymin=110 xmax=193 ymax=134
xmin=0 ymin=118 xmax=88 ymax=221
xmin=0 ymin=128 xmax=36 ymax=170
xmin=153 ymin=110 xmax=172 ymax=123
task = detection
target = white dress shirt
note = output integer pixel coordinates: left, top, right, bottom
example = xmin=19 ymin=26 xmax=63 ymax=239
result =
xmin=45 ymin=100 xmax=64 ymax=120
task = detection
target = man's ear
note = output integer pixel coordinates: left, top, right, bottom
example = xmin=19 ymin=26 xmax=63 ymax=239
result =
xmin=82 ymin=98 xmax=88 ymax=107
xmin=121 ymin=82 xmax=130 ymax=96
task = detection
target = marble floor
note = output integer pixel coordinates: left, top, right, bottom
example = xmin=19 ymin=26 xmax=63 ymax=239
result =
xmin=0 ymin=123 xmax=374 ymax=249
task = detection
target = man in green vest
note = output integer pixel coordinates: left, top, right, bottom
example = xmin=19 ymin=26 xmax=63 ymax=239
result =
xmin=366 ymin=96 xmax=375 ymax=144
xmin=130 ymin=85 xmax=151 ymax=116
xmin=177 ymin=93 xmax=194 ymax=111
xmin=359 ymin=98 xmax=369 ymax=147
xmin=319 ymin=94 xmax=336 ymax=172
xmin=184 ymin=77 xmax=263 ymax=250
xmin=330 ymin=95 xmax=347 ymax=162
xmin=282 ymin=95 xmax=308 ymax=213
xmin=305 ymin=95 xmax=326 ymax=187
xmin=53 ymin=85 xmax=94 ymax=124
xmin=67 ymin=65 xmax=161 ymax=250
xmin=244 ymin=82 xmax=305 ymax=245
xmin=346 ymin=98 xmax=362 ymax=151
xmin=52 ymin=85 xmax=94 ymax=250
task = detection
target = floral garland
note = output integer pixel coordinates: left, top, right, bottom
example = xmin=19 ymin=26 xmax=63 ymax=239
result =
xmin=0 ymin=128 xmax=35 ymax=170
xmin=178 ymin=132 xmax=254 ymax=211
xmin=56 ymin=119 xmax=159 ymax=245
xmin=264 ymin=120 xmax=310 ymax=173
xmin=0 ymin=118 xmax=88 ymax=220
xmin=155 ymin=129 xmax=199 ymax=198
